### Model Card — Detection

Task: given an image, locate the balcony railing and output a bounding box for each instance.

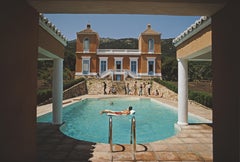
[100,69,141,80]
[97,49,140,55]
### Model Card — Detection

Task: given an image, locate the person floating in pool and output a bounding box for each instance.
[100,106,135,115]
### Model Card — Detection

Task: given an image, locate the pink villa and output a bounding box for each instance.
[75,24,162,80]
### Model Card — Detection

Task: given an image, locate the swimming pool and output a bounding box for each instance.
[37,97,209,144]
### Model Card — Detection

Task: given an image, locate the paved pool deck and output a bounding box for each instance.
[37,95,213,162]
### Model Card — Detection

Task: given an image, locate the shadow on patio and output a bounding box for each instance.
[37,123,96,162]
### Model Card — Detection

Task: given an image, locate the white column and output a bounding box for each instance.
[177,58,188,125]
[52,58,63,124]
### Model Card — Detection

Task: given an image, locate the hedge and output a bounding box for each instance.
[37,77,85,105]
[37,89,52,105]
[153,78,212,108]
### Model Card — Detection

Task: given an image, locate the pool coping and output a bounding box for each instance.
[37,94,212,122]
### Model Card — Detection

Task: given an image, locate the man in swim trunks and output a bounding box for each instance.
[100,106,133,115]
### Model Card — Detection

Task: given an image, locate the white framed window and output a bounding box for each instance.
[147,57,155,75]
[83,38,89,53]
[129,57,138,74]
[82,56,91,75]
[114,57,123,71]
[148,38,154,53]
[99,57,108,74]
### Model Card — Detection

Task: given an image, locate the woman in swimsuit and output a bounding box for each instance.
[100,106,133,115]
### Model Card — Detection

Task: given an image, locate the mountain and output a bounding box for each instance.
[99,38,138,49]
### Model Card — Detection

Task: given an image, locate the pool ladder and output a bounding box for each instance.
[108,116,136,152]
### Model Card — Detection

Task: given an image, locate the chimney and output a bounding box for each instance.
[87,24,91,29]
[147,24,151,29]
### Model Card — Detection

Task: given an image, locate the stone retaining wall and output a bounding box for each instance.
[151,81,178,101]
[63,81,87,100]
[41,79,178,105]
[85,78,178,102]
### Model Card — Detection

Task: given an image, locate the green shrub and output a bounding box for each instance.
[37,77,85,105]
[37,89,52,105]
[153,78,178,93]
[63,77,85,90]
[153,78,212,108]
[188,91,212,108]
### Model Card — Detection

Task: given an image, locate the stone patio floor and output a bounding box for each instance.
[37,95,213,162]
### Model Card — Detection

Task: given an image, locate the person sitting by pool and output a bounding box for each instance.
[100,106,135,115]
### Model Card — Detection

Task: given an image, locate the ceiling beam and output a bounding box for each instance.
[28,0,226,16]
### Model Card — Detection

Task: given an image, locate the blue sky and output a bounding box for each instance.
[44,14,201,41]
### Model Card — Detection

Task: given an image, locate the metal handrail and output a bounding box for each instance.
[109,115,136,152]
[108,116,113,152]
[130,116,136,152]
[100,69,112,78]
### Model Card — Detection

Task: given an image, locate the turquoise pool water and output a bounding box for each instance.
[37,97,208,144]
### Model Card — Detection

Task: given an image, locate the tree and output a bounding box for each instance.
[161,56,178,81]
